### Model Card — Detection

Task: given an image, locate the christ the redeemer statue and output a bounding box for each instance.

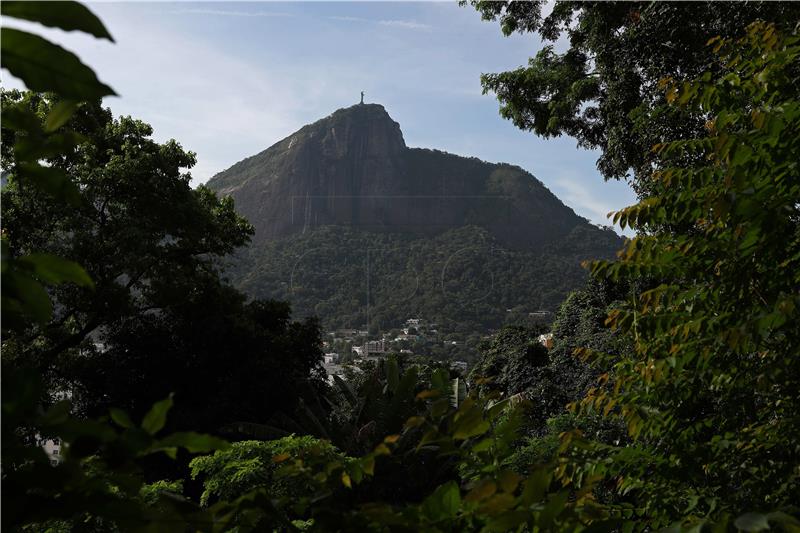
[360,91,364,104]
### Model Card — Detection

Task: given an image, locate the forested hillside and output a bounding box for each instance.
[208,103,622,332]
[225,223,619,334]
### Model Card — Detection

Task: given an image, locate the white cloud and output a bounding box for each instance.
[378,19,431,30]
[552,173,633,233]
[328,15,368,23]
[166,8,293,18]
[2,5,369,185]
[328,15,431,30]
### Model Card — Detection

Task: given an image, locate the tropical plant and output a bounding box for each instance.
[1,0,115,331]
[197,386,592,531]
[3,373,227,531]
[566,22,800,529]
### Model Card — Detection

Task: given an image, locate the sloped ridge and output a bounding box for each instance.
[206,103,620,250]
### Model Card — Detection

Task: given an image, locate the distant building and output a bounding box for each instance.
[323,363,346,385]
[323,353,339,364]
[450,360,468,373]
[363,339,386,354]
[538,333,554,349]
[529,311,552,319]
[405,318,423,327]
[40,437,63,467]
[352,346,365,356]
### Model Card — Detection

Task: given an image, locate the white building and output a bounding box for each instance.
[323,363,346,385]
[538,333,554,349]
[450,360,468,373]
[41,437,63,466]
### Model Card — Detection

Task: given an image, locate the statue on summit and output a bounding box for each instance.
[360,91,364,104]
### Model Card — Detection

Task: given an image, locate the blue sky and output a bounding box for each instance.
[3,1,637,231]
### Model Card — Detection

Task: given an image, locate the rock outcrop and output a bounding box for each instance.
[206,103,615,251]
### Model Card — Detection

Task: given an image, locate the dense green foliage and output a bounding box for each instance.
[188,380,588,531]
[1,4,326,530]
[1,92,327,440]
[196,20,800,532]
[572,23,800,527]
[228,224,616,342]
[190,436,343,507]
[1,6,219,530]
[465,0,800,194]
[4,2,799,531]
[469,325,549,396]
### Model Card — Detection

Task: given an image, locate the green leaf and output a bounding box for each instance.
[1,105,45,135]
[332,374,357,407]
[15,130,87,161]
[421,481,461,522]
[452,408,491,440]
[765,512,800,528]
[109,408,134,429]
[520,468,552,504]
[19,253,94,288]
[2,270,52,324]
[16,162,80,204]
[431,368,450,392]
[485,510,530,531]
[734,513,771,532]
[154,432,229,454]
[44,100,80,132]
[141,394,174,435]
[538,491,568,529]
[1,1,114,41]
[1,28,116,100]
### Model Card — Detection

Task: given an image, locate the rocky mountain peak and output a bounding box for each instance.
[306,103,406,159]
[206,104,621,251]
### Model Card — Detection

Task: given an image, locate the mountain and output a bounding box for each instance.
[207,103,623,342]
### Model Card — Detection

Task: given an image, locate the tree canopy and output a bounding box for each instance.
[575,22,800,526]
[465,1,800,194]
[2,92,329,438]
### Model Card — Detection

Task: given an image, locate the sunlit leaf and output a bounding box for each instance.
[18,253,93,288]
[44,100,80,132]
[1,1,114,41]
[109,408,134,429]
[1,28,116,99]
[141,394,174,435]
[421,481,461,521]
[16,162,80,204]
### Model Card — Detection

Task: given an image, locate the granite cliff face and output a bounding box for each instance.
[206,103,614,251]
